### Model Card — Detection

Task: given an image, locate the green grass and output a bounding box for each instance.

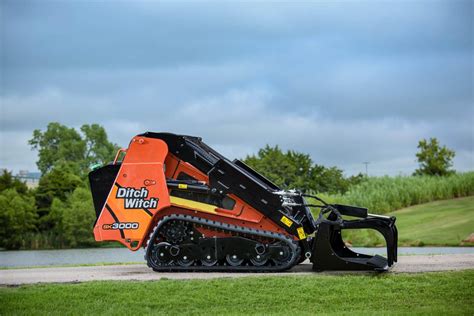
[342,196,474,247]
[393,196,474,246]
[1,271,473,315]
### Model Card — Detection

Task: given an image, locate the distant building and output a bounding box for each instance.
[14,170,41,189]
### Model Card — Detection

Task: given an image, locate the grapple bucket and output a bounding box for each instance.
[311,204,398,271]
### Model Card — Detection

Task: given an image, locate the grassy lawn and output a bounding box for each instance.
[1,270,473,315]
[343,196,474,247]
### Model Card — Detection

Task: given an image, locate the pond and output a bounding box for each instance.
[1,247,473,268]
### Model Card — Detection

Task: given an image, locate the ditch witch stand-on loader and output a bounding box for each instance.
[89,133,398,272]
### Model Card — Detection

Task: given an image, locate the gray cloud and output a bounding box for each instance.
[1,0,472,175]
[3,1,471,70]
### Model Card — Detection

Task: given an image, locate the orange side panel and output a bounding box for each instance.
[164,154,180,178]
[95,136,295,250]
[93,136,171,250]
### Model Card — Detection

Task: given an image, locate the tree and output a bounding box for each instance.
[29,122,119,176]
[347,173,365,187]
[51,187,96,247]
[0,189,37,249]
[310,165,350,194]
[0,170,28,195]
[81,124,119,167]
[34,163,83,230]
[244,145,350,193]
[29,122,86,175]
[414,138,455,176]
[244,145,314,190]
[30,123,118,231]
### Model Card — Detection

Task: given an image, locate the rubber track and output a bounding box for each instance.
[145,214,301,272]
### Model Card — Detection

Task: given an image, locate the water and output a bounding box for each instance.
[1,247,473,268]
[0,248,145,268]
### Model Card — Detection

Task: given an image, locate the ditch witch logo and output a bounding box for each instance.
[116,187,159,209]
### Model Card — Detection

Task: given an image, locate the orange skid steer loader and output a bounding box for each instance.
[89,133,397,272]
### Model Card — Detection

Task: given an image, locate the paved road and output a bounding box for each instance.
[1,254,473,285]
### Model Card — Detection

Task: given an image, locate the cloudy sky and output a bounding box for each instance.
[1,0,473,176]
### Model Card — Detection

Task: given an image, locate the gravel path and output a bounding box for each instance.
[1,254,473,285]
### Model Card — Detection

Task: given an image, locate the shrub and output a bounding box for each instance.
[50,187,96,248]
[0,189,37,249]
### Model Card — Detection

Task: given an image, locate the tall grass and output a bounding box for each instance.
[18,232,65,250]
[9,232,116,250]
[317,172,474,214]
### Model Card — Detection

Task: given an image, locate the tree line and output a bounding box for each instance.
[1,123,118,249]
[0,122,457,250]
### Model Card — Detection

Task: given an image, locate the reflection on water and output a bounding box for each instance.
[0,247,473,268]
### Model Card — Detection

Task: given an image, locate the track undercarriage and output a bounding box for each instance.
[146,214,301,272]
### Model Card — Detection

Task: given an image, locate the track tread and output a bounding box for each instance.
[145,214,301,272]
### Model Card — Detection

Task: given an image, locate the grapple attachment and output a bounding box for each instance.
[310,204,398,271]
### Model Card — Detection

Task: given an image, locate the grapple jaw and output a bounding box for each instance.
[310,204,398,271]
